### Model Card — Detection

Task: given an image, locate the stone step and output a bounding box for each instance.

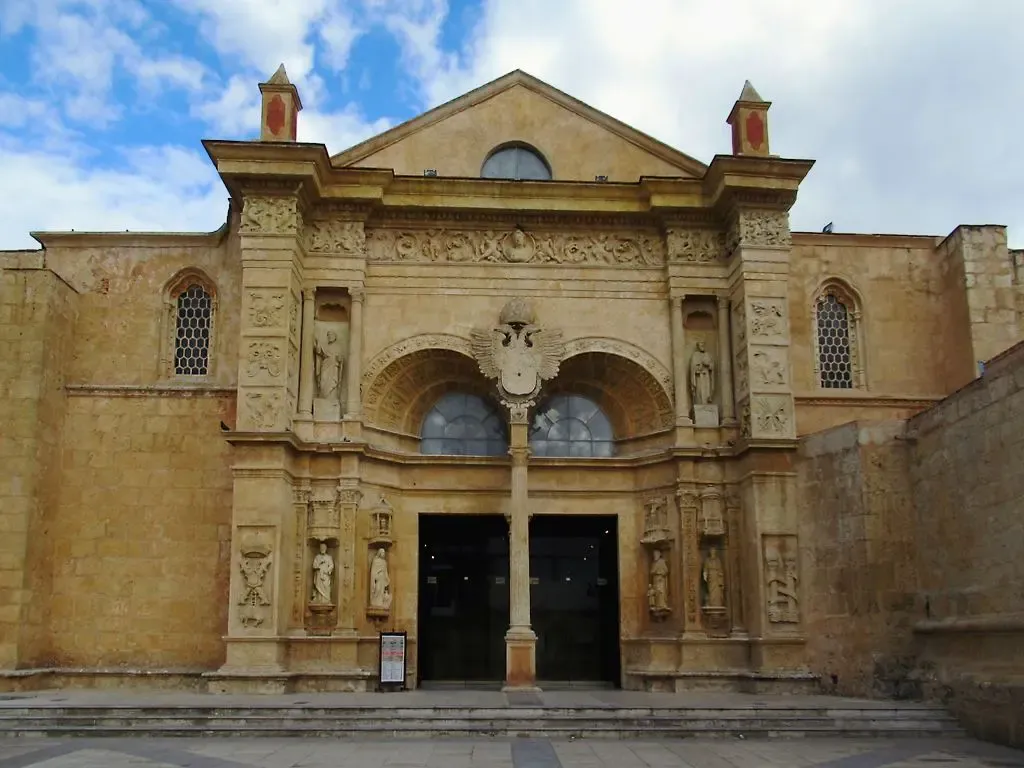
[0,704,965,739]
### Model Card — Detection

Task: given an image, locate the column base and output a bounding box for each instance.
[504,626,538,690]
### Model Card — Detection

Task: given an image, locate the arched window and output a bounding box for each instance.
[162,269,217,379]
[530,394,614,457]
[813,281,865,390]
[481,143,552,181]
[420,393,508,456]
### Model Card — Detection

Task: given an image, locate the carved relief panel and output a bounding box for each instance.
[365,227,666,266]
[240,196,302,236]
[666,228,724,263]
[235,527,275,631]
[304,219,367,255]
[725,210,792,258]
[763,534,800,626]
[676,485,700,631]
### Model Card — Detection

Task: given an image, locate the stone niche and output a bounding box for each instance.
[683,301,719,427]
[312,290,351,422]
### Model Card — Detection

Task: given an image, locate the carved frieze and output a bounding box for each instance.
[305,220,367,254]
[246,291,286,328]
[763,534,800,624]
[365,228,665,266]
[246,341,284,378]
[240,196,301,235]
[666,228,724,263]
[726,210,792,256]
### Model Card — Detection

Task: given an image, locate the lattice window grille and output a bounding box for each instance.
[174,284,213,376]
[815,292,854,389]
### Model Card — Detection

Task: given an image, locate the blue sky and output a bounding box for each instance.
[1,0,1022,249]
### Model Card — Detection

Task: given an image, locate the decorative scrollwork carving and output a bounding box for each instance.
[240,196,300,235]
[305,220,367,254]
[666,228,725,263]
[365,228,665,266]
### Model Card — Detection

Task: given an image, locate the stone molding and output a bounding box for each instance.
[362,334,475,390]
[64,384,235,397]
[562,336,673,406]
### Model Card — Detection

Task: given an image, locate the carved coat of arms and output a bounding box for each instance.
[471,298,563,403]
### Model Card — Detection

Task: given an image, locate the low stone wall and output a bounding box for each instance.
[906,339,1024,747]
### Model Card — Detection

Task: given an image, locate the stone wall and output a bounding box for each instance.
[907,341,1024,746]
[798,421,920,699]
[47,392,234,668]
[0,257,78,667]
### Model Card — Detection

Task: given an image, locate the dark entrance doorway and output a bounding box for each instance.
[530,515,620,686]
[417,515,509,685]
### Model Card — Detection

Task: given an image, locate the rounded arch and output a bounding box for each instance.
[164,266,218,302]
[811,276,866,390]
[481,141,553,181]
[547,340,675,437]
[363,337,496,434]
[161,267,218,378]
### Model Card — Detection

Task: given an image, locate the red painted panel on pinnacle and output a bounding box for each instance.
[745,111,765,150]
[267,95,286,136]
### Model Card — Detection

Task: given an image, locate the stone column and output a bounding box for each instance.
[344,288,364,419]
[297,290,316,417]
[717,296,735,422]
[670,297,692,424]
[505,403,538,690]
[335,482,361,636]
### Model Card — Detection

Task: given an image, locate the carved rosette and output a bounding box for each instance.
[366,228,665,266]
[246,290,286,328]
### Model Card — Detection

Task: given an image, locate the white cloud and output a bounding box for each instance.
[0,142,227,249]
[2,0,209,126]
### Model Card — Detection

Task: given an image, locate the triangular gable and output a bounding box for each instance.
[331,70,707,181]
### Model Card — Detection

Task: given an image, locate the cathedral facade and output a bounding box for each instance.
[1,69,1021,699]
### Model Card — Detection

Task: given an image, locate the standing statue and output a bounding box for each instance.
[313,327,343,401]
[689,340,715,405]
[369,548,393,610]
[647,550,670,614]
[702,547,725,608]
[311,542,334,605]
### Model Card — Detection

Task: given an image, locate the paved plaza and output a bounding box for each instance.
[0,737,1021,768]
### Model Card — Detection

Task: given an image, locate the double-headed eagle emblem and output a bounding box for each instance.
[470,298,563,403]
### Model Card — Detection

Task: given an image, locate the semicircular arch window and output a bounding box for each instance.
[420,393,509,456]
[481,144,552,180]
[529,394,614,457]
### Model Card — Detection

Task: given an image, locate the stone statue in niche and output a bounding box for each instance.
[647,549,671,618]
[314,326,343,401]
[702,547,725,609]
[310,542,334,605]
[368,547,393,612]
[765,537,800,624]
[689,341,719,427]
[689,341,715,404]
